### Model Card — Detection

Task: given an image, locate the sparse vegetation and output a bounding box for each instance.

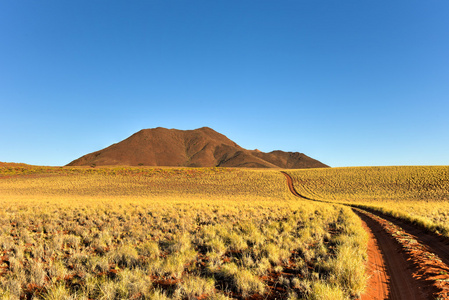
[286,166,449,236]
[0,165,367,299]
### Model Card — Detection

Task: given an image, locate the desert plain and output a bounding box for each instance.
[1,128,449,300]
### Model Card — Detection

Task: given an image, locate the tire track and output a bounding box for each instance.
[359,207,449,268]
[354,209,427,299]
[358,217,390,300]
[281,171,449,299]
[280,171,313,200]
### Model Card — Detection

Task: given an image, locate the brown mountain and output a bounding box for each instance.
[67,127,329,168]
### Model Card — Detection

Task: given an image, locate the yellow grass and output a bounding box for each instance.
[0,165,367,299]
[286,166,449,236]
[0,166,290,205]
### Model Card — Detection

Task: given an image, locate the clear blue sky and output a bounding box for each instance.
[1,1,448,167]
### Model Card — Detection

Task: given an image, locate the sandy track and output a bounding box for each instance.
[362,208,449,268]
[354,210,428,299]
[281,171,449,299]
[358,217,390,300]
[280,171,313,200]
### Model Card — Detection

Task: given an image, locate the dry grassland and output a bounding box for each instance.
[0,166,367,300]
[286,166,449,237]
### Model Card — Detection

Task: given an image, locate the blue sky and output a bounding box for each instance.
[1,1,448,167]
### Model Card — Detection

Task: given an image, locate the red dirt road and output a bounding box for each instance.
[358,217,390,300]
[355,209,449,299]
[354,210,427,299]
[282,171,449,299]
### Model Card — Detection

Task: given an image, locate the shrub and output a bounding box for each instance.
[87,256,109,274]
[43,283,74,300]
[324,242,367,297]
[28,261,46,286]
[48,260,68,282]
[206,237,227,256]
[233,268,265,298]
[109,244,139,268]
[115,268,152,298]
[149,288,170,300]
[307,282,345,300]
[138,241,160,259]
[219,263,265,298]
[157,253,186,279]
[175,275,215,299]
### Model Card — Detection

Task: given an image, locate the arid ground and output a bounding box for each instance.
[1,163,448,299]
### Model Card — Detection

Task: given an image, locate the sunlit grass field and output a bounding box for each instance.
[286,166,449,236]
[0,165,367,300]
[0,167,290,207]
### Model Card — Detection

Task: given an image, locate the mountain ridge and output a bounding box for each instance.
[67,127,329,169]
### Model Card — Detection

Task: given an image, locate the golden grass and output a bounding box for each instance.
[0,166,291,206]
[0,165,367,299]
[286,166,449,236]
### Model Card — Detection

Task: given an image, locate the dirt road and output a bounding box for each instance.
[281,172,449,299]
[354,209,427,299]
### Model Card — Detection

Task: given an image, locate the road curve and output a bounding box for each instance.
[280,171,445,299]
[280,171,313,200]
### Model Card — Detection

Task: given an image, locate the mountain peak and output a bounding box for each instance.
[67,127,329,168]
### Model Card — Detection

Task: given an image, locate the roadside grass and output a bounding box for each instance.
[286,166,449,237]
[0,165,367,299]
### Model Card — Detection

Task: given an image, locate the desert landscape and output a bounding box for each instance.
[3,0,447,299]
[1,128,449,299]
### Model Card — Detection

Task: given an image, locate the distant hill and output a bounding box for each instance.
[0,162,34,167]
[67,127,329,169]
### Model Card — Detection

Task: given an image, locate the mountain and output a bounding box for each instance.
[66,127,329,168]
